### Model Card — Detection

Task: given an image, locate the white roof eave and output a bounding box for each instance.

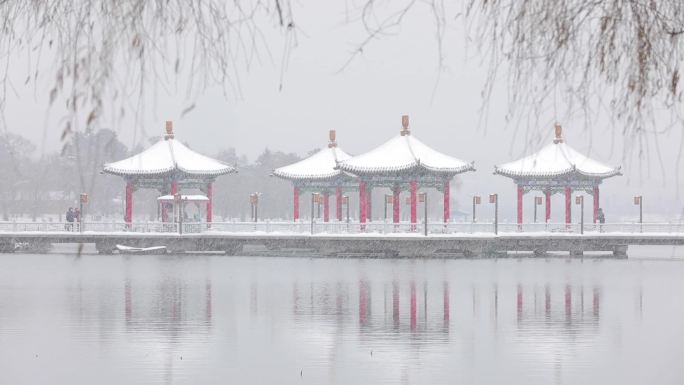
[340,160,476,176]
[494,165,622,179]
[272,169,347,181]
[102,166,176,176]
[176,166,236,176]
[421,161,477,174]
[338,162,419,175]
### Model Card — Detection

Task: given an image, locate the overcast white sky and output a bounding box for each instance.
[4,2,684,221]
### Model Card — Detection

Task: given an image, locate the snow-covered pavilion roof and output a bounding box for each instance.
[338,117,475,175]
[494,125,621,179]
[103,122,235,177]
[273,130,353,181]
[273,147,352,180]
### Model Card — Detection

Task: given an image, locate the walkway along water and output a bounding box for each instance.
[2,221,684,257]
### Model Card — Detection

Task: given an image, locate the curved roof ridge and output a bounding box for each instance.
[168,138,178,169]
[405,135,420,165]
[331,146,342,164]
[557,142,575,168]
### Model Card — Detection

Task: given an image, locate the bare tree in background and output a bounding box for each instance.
[0,0,296,194]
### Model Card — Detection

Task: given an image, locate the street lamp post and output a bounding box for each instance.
[634,195,643,232]
[534,196,542,223]
[575,195,584,234]
[472,196,481,223]
[311,192,319,234]
[249,193,259,223]
[489,194,498,235]
[343,195,350,232]
[175,193,183,235]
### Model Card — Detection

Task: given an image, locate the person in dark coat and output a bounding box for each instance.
[598,208,605,223]
[65,208,74,231]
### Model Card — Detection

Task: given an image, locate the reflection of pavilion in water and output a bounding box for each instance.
[292,279,451,341]
[64,270,214,385]
[290,279,606,338]
[123,273,213,385]
[124,277,213,330]
[515,284,601,325]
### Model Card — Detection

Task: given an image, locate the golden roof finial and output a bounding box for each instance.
[400,115,410,136]
[553,123,563,144]
[328,129,337,148]
[165,120,174,140]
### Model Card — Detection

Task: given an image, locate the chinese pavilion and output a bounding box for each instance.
[338,115,475,226]
[103,121,236,225]
[273,130,355,222]
[494,124,621,225]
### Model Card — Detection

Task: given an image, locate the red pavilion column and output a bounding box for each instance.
[359,181,367,225]
[293,186,300,221]
[517,184,524,226]
[593,186,599,223]
[392,186,400,224]
[206,182,213,226]
[545,190,552,223]
[443,180,450,223]
[410,181,417,230]
[323,191,330,222]
[366,188,372,222]
[335,186,342,221]
[564,186,572,225]
[167,180,182,222]
[125,182,133,226]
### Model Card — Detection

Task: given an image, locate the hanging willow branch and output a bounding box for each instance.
[350,0,684,154]
[0,0,295,144]
[2,0,683,156]
[0,0,295,195]
[468,1,684,143]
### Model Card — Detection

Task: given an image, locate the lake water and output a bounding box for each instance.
[1,250,684,384]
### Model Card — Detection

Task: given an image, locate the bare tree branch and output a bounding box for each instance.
[0,0,296,193]
[343,1,684,160]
